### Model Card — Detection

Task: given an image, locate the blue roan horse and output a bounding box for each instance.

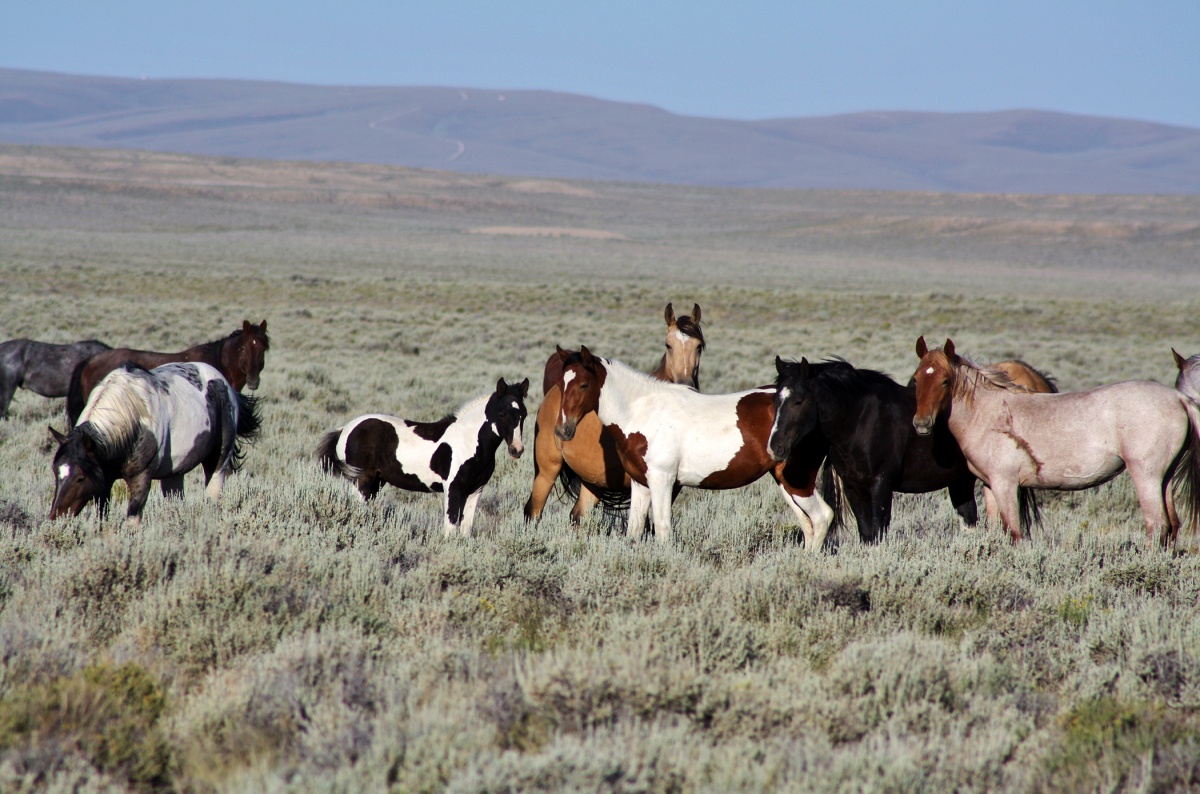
[49,362,261,524]
[0,338,111,419]
[318,378,530,537]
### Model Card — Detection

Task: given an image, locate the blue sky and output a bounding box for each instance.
[4,1,1198,127]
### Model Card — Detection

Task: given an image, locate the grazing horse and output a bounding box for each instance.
[0,338,110,419]
[768,356,984,542]
[67,320,269,425]
[525,303,705,523]
[318,378,530,537]
[1173,349,1200,402]
[553,346,832,549]
[913,337,1200,545]
[49,362,261,525]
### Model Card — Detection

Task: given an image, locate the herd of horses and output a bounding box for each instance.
[4,305,1200,551]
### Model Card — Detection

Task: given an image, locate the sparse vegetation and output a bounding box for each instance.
[1,145,1200,791]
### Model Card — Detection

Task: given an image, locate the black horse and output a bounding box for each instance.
[0,338,110,419]
[768,356,986,542]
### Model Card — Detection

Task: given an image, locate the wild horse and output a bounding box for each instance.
[0,338,110,419]
[67,320,269,425]
[525,303,705,523]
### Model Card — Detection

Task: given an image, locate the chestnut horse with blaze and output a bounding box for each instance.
[525,303,706,523]
[552,346,832,549]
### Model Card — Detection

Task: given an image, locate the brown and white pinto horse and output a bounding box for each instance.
[553,346,832,549]
[913,337,1200,546]
[67,320,270,425]
[525,303,706,523]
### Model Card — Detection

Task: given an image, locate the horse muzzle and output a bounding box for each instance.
[555,420,577,442]
[912,417,934,436]
[508,441,524,459]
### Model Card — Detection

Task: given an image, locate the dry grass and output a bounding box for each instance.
[1,145,1200,791]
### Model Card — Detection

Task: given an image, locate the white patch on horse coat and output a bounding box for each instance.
[58,463,72,482]
[779,387,791,402]
[925,367,935,375]
[672,330,690,345]
[491,422,499,436]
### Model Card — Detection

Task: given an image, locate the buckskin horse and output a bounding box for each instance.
[553,346,832,549]
[66,320,269,425]
[913,337,1200,546]
[525,303,705,524]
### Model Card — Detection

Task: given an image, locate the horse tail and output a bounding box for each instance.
[818,464,846,530]
[316,428,362,482]
[1018,487,1042,537]
[1174,398,1200,536]
[557,463,632,515]
[65,361,88,426]
[228,391,262,472]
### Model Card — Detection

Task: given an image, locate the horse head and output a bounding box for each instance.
[554,345,605,441]
[1174,349,1200,403]
[48,425,113,519]
[768,356,820,461]
[660,302,705,388]
[489,377,530,458]
[912,336,957,436]
[234,320,270,391]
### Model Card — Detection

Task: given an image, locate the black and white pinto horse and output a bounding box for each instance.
[0,338,111,419]
[318,378,530,537]
[49,362,261,524]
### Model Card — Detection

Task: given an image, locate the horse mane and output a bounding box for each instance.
[601,356,692,394]
[77,366,153,458]
[673,315,706,351]
[946,353,1031,407]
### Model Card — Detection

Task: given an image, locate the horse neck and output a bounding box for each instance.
[594,360,649,427]
[453,395,499,449]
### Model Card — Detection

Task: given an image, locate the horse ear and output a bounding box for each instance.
[556,345,571,362]
[519,377,530,397]
[48,426,68,446]
[260,319,267,332]
[664,303,675,326]
[691,304,701,323]
[1173,348,1187,370]
[243,320,252,334]
[79,432,96,456]
[799,357,811,378]
[915,336,928,358]
[775,355,786,375]
[496,377,508,394]
[944,339,957,360]
[580,346,594,366]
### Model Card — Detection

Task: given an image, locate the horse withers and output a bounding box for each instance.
[553,346,832,549]
[914,337,1200,546]
[49,362,261,525]
[525,302,705,524]
[318,378,529,537]
[0,338,110,419]
[67,320,269,425]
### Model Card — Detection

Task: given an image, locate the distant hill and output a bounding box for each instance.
[2,67,1198,194]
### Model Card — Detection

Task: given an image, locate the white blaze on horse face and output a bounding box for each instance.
[779,387,791,403]
[560,370,577,423]
[673,330,690,346]
[58,463,72,483]
[925,367,935,375]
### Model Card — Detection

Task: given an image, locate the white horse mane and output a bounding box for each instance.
[79,368,153,450]
[453,393,491,423]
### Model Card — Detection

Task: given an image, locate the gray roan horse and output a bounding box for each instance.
[49,362,261,525]
[0,338,110,419]
[1173,349,1200,403]
[913,337,1200,546]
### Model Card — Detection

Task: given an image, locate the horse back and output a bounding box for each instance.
[541,353,564,396]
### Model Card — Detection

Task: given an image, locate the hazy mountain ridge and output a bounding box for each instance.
[2,67,1198,193]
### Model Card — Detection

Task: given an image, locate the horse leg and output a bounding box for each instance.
[1166,484,1182,545]
[627,481,651,541]
[989,479,1024,542]
[0,372,16,420]
[948,478,979,527]
[125,471,154,527]
[444,483,470,538]
[842,481,878,543]
[981,484,999,525]
[357,474,383,501]
[160,474,185,499]
[523,403,562,521]
[776,482,834,553]
[569,484,600,525]
[1128,464,1172,546]
[868,480,895,539]
[459,491,482,538]
[647,472,675,544]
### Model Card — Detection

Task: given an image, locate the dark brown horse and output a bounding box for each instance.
[525,303,705,523]
[67,320,269,425]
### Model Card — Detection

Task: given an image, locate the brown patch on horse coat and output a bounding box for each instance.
[1000,403,1044,478]
[699,391,777,489]
[606,425,649,487]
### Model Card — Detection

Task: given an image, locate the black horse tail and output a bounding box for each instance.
[818,464,846,531]
[65,361,88,426]
[316,427,361,483]
[228,391,262,472]
[557,463,632,515]
[1017,487,1042,537]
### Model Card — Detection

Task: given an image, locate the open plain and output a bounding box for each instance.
[2,143,1200,791]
